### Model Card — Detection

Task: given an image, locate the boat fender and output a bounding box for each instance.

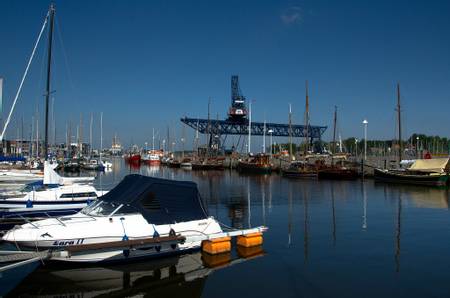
[153,229,161,252]
[122,234,130,257]
[26,199,33,208]
[169,228,176,249]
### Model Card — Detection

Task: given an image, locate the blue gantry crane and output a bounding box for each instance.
[181,75,327,151]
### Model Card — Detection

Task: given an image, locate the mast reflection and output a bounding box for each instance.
[395,192,402,273]
[288,182,293,247]
[303,184,309,264]
[331,182,337,246]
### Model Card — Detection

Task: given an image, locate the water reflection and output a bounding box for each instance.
[362,182,367,230]
[395,192,402,273]
[331,183,337,246]
[80,160,450,297]
[303,183,309,264]
[8,249,265,298]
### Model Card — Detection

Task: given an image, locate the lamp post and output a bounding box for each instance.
[268,129,273,159]
[144,142,148,152]
[355,138,358,158]
[416,136,420,159]
[362,119,368,161]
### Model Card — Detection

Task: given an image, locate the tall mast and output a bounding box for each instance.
[89,113,93,158]
[288,104,292,159]
[248,101,252,154]
[44,3,55,160]
[332,106,337,154]
[100,112,103,162]
[207,97,211,156]
[152,128,155,151]
[397,83,402,163]
[304,81,310,154]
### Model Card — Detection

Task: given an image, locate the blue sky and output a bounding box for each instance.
[1,0,449,150]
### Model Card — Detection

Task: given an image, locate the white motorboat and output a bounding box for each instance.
[0,162,104,232]
[2,174,266,263]
[82,159,105,171]
[100,160,113,169]
[0,169,43,183]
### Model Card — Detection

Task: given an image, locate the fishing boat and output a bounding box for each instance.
[237,154,272,174]
[374,158,450,186]
[142,151,161,165]
[125,153,141,164]
[2,174,267,263]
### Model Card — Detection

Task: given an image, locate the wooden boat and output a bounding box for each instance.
[237,154,272,174]
[191,158,224,170]
[374,158,450,186]
[374,168,449,186]
[282,161,317,178]
[318,166,359,180]
[167,159,181,168]
[180,158,192,169]
[62,160,81,172]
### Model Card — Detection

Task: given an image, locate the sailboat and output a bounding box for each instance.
[0,5,104,233]
[373,84,449,186]
[318,106,358,180]
[282,81,318,178]
[142,128,161,165]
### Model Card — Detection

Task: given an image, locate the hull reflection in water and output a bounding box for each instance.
[8,248,265,297]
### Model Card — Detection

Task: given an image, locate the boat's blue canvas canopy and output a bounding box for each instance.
[0,156,26,162]
[100,174,208,224]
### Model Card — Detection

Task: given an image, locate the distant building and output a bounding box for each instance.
[1,139,33,157]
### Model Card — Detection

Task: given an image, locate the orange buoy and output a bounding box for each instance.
[237,232,263,248]
[202,237,231,254]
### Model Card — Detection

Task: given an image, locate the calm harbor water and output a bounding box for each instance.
[5,157,450,297]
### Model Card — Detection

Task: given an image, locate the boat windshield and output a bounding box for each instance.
[81,201,139,217]
[20,181,51,192]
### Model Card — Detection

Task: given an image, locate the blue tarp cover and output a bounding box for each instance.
[100,174,208,224]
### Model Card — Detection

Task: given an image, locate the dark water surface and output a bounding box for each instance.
[6,158,450,297]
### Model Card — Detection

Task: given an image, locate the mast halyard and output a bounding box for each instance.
[44,3,55,160]
[397,83,402,164]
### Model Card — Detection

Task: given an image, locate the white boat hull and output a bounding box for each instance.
[2,214,222,263]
